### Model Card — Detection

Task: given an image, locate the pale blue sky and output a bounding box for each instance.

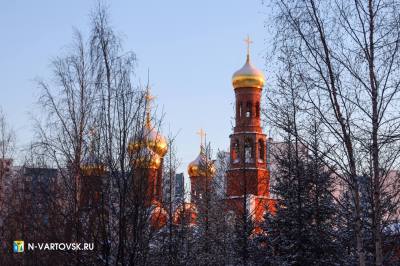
[0,0,272,173]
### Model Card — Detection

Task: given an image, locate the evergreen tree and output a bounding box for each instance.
[260,125,341,265]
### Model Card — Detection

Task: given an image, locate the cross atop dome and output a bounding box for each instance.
[244,35,253,62]
[196,128,206,147]
[232,36,265,89]
[188,128,215,178]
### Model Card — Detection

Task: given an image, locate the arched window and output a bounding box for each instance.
[232,139,240,163]
[244,138,253,163]
[258,139,265,162]
[239,102,243,118]
[246,102,252,118]
[256,102,260,118]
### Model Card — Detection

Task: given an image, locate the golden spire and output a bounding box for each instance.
[244,35,253,63]
[145,85,155,128]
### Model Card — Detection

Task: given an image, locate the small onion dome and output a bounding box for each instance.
[128,126,168,157]
[149,200,168,229]
[132,146,162,169]
[173,202,197,226]
[81,154,106,176]
[187,147,216,177]
[232,55,265,89]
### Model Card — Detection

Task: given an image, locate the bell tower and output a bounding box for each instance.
[226,37,272,223]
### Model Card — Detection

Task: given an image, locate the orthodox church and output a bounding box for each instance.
[77,37,274,229]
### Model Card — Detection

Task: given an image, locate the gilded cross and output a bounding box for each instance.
[196,128,206,147]
[244,35,253,57]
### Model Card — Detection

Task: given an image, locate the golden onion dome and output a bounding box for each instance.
[132,146,162,169]
[128,125,168,157]
[232,39,265,89]
[187,146,216,177]
[128,87,168,167]
[145,127,168,157]
[128,86,168,157]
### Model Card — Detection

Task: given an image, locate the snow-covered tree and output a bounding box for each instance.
[260,128,341,265]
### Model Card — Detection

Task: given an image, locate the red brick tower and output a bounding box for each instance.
[226,37,273,223]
